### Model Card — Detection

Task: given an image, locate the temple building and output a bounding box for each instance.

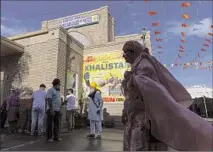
[1,6,152,118]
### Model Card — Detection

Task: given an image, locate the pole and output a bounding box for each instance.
[141,27,147,47]
[203,96,209,118]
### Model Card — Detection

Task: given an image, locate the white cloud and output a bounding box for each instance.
[131,13,137,16]
[1,24,29,36]
[1,17,32,37]
[1,17,5,21]
[166,18,213,38]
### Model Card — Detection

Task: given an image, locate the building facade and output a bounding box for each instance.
[1,6,152,118]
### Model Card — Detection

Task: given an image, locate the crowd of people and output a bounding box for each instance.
[0,77,104,141]
[0,78,78,142]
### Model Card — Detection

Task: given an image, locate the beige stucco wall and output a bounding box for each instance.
[41,6,111,46]
[84,31,152,56]
[114,31,152,54]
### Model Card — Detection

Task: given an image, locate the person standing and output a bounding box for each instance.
[46,78,62,142]
[22,99,32,134]
[121,40,213,151]
[65,88,76,132]
[31,84,46,136]
[87,82,103,139]
[6,88,20,134]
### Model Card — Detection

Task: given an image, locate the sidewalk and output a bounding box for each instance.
[0,128,124,151]
[0,127,74,150]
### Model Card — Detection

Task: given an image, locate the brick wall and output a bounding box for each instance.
[7,29,61,94]
[56,39,67,96]
[41,6,110,46]
[108,13,115,42]
[57,28,84,99]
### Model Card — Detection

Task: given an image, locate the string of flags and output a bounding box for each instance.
[143,0,212,71]
[163,60,213,70]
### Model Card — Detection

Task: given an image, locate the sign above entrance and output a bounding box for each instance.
[60,15,99,29]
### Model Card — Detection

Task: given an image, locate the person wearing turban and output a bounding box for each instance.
[87,82,103,139]
[121,40,213,151]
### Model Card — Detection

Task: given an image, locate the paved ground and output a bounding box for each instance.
[0,128,124,151]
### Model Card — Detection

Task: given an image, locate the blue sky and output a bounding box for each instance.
[1,1,213,88]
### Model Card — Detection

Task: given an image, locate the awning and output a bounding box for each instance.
[1,36,24,57]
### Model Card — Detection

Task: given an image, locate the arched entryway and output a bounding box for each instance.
[68,31,93,47]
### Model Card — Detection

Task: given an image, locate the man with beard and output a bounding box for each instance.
[121,40,213,151]
[46,78,62,142]
[87,82,103,139]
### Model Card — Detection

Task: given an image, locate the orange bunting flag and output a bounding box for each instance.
[182,2,191,8]
[157,46,162,49]
[205,38,211,44]
[203,43,209,47]
[152,22,159,26]
[156,38,163,42]
[181,39,186,43]
[181,32,186,37]
[201,48,207,52]
[154,31,161,35]
[182,23,189,27]
[149,11,157,16]
[178,49,184,52]
[144,0,149,3]
[208,33,213,36]
[180,45,184,50]
[182,14,189,19]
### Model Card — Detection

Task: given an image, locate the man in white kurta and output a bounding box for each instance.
[87,82,103,139]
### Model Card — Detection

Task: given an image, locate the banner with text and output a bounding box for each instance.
[83,51,130,102]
